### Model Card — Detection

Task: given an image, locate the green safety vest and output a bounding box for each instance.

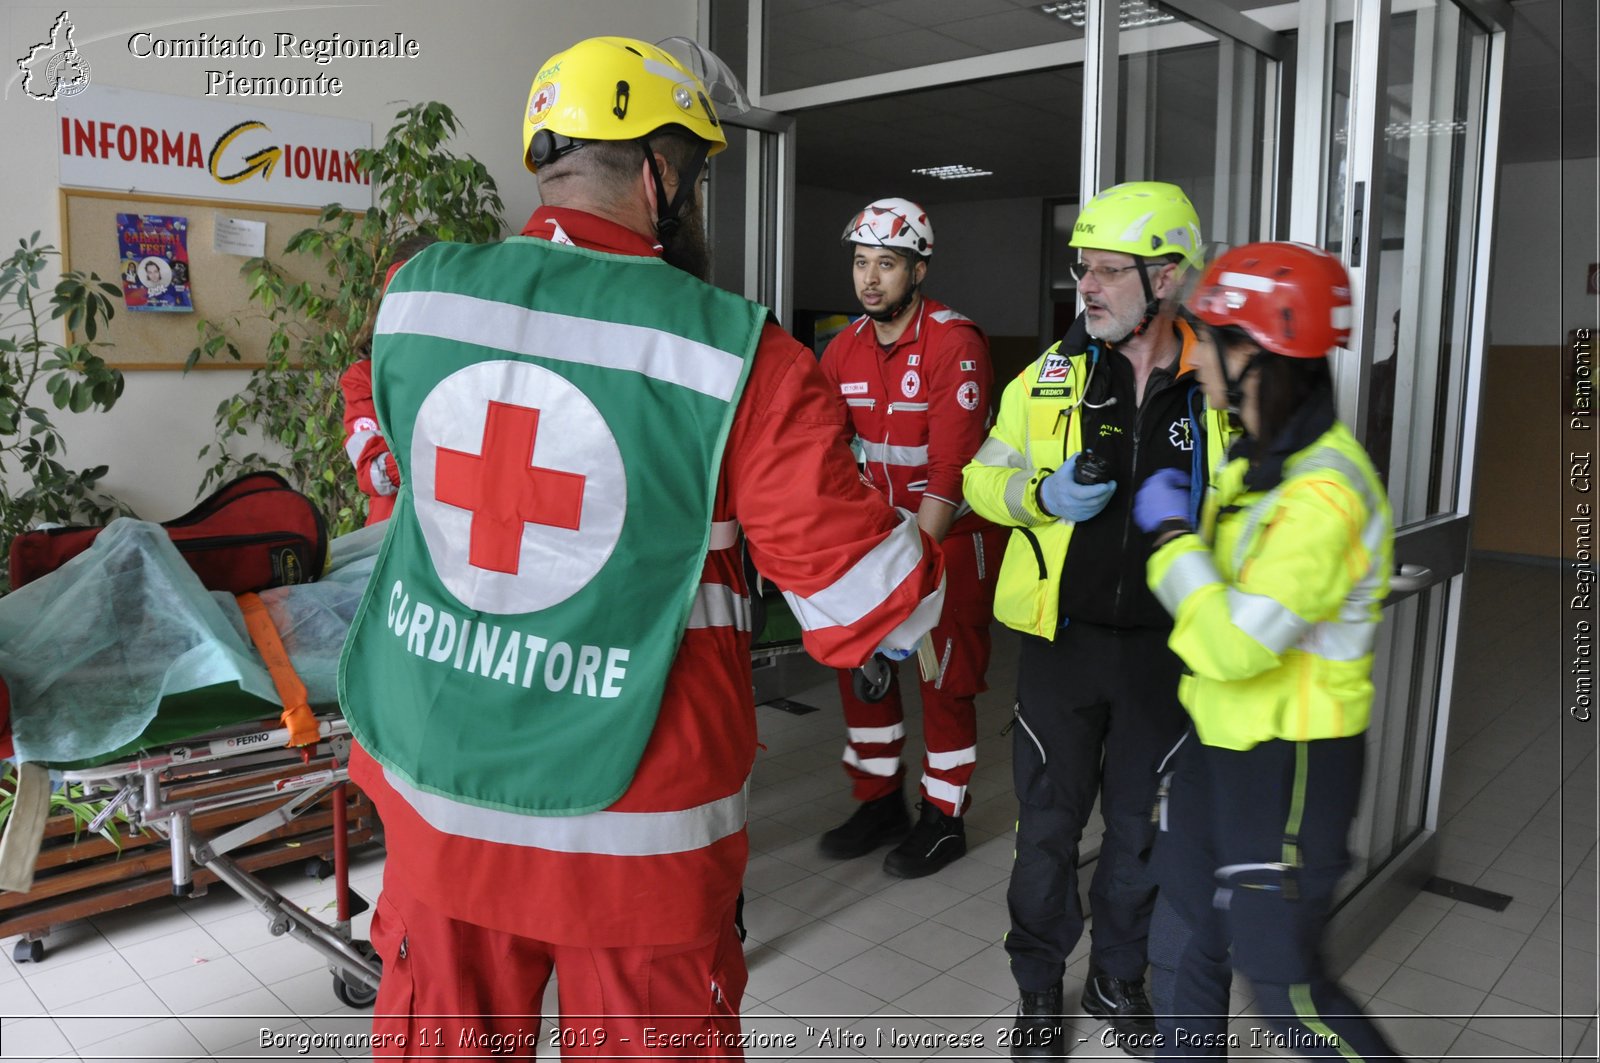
[339,238,765,815]
[962,320,1234,639]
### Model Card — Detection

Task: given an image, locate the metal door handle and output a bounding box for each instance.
[1390,563,1434,593]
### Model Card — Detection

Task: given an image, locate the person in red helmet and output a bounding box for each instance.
[341,36,945,1057]
[816,197,1006,879]
[1133,241,1400,1060]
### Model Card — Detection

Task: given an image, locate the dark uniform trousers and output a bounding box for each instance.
[1006,622,1188,991]
[1147,733,1401,1061]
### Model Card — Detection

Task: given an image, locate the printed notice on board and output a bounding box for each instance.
[214,216,267,257]
[116,213,193,313]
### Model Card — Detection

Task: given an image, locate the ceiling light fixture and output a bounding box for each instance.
[1038,0,1176,31]
[912,164,995,180]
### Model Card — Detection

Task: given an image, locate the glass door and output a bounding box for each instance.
[710,111,796,327]
[1292,0,1507,966]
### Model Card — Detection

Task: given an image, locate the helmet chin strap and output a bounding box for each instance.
[866,282,920,324]
[1221,348,1266,414]
[642,140,711,241]
[1120,254,1162,342]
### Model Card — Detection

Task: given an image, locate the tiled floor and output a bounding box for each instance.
[0,556,1594,1060]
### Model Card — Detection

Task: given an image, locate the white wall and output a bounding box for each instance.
[0,0,696,519]
[1490,157,1600,345]
[794,185,1044,340]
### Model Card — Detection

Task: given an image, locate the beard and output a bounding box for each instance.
[1084,297,1146,343]
[661,202,712,282]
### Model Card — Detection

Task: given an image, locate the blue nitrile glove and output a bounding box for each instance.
[875,645,915,661]
[1133,467,1193,534]
[1039,455,1117,522]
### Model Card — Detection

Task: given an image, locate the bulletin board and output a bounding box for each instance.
[59,188,332,370]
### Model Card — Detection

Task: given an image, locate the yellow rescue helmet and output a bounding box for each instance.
[1069,181,1204,271]
[522,36,746,172]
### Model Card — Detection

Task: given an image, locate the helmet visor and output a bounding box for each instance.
[657,37,751,121]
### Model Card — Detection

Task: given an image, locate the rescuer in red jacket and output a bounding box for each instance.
[816,198,1006,878]
[344,38,947,1058]
[339,233,437,526]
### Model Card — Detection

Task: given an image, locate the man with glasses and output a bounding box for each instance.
[963,182,1232,1058]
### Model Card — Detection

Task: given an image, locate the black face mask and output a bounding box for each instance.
[661,192,711,282]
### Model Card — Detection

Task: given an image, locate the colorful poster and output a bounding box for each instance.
[116,213,192,312]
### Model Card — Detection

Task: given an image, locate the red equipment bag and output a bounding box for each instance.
[7,471,328,594]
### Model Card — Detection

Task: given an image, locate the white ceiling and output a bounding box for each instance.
[760,0,1591,209]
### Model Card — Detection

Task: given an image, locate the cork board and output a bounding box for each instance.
[60,188,329,370]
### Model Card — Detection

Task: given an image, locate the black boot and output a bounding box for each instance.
[818,791,909,858]
[882,799,966,878]
[1081,967,1157,1059]
[1012,983,1067,1059]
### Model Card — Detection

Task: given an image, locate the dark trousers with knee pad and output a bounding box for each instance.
[1005,624,1188,992]
[1148,733,1400,1061]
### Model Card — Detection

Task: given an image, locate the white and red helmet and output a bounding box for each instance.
[841,197,934,259]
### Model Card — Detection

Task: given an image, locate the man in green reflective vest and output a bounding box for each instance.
[340,36,947,1058]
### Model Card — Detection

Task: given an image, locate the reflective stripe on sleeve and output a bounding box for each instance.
[1226,588,1312,655]
[782,512,927,631]
[1153,547,1221,615]
[875,575,946,654]
[1297,619,1378,661]
[376,291,746,402]
[1002,473,1032,523]
[370,455,398,496]
[345,429,376,466]
[973,434,1024,469]
[849,724,906,745]
[383,766,748,856]
[843,748,900,777]
[708,520,740,551]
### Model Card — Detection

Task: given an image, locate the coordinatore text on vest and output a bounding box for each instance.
[385,581,631,698]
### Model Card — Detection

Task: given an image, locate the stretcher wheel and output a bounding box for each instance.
[12,938,43,964]
[333,941,380,1009]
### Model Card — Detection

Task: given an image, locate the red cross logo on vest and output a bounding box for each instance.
[413,361,626,615]
[435,402,585,575]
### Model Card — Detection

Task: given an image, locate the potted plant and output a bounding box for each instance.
[0,235,128,593]
[187,101,504,535]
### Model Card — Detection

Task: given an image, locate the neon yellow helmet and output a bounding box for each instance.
[522,36,746,172]
[1069,181,1204,271]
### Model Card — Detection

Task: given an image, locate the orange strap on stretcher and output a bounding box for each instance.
[237,592,322,748]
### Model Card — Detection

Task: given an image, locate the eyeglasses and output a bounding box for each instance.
[1069,261,1157,283]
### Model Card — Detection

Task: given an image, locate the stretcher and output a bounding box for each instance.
[0,519,384,1006]
[26,711,384,1005]
[0,518,817,1006]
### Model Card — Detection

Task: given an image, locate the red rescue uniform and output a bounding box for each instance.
[819,300,1004,815]
[352,206,946,1056]
[339,359,399,525]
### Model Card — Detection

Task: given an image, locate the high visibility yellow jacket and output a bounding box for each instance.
[1148,421,1394,750]
[962,320,1232,639]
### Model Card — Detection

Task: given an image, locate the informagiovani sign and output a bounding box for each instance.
[58,86,372,209]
